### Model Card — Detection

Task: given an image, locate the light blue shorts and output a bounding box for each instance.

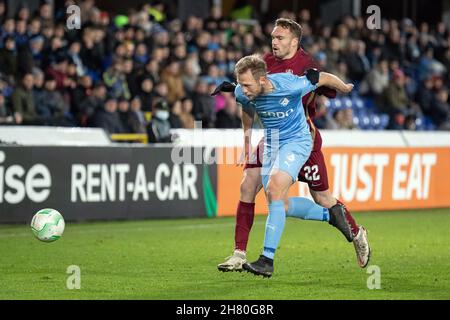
[261,137,312,191]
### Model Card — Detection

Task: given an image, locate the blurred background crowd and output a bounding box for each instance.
[0,0,448,143]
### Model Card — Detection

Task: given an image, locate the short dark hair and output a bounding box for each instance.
[275,18,303,43]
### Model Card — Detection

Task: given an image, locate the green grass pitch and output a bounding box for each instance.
[1,209,449,300]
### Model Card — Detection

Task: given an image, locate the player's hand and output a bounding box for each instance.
[211,81,237,96]
[339,83,354,94]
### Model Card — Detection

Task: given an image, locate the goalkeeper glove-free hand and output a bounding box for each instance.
[210,81,237,96]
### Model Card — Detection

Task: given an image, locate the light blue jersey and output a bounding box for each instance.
[235,73,317,146]
[235,73,317,187]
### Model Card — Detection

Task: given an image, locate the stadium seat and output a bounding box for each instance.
[423,116,436,131]
[353,116,360,128]
[380,114,390,129]
[352,97,365,110]
[341,97,353,109]
[371,114,381,130]
[333,99,342,109]
[415,117,425,130]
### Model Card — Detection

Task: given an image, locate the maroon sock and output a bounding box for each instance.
[336,199,359,237]
[235,201,255,251]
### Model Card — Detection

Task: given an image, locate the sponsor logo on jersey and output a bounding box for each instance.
[279,98,290,106]
[259,108,294,119]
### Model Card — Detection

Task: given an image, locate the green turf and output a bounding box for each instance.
[1,209,450,300]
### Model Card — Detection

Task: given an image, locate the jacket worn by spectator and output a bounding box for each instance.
[12,84,39,124]
[91,97,126,134]
[148,100,172,143]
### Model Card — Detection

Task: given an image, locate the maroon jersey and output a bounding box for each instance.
[263,49,336,151]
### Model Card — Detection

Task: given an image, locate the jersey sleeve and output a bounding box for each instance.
[292,74,319,98]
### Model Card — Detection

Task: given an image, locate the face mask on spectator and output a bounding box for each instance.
[155,110,169,120]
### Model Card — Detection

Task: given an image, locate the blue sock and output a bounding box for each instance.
[287,197,329,222]
[262,200,286,260]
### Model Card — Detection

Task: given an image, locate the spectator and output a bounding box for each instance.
[142,59,161,84]
[169,100,184,129]
[404,114,417,131]
[28,35,45,69]
[153,81,169,100]
[12,73,41,125]
[215,93,241,128]
[129,96,147,133]
[38,1,53,26]
[0,1,448,132]
[160,59,185,104]
[192,79,215,128]
[182,56,201,94]
[0,1,6,26]
[122,58,139,97]
[36,74,71,126]
[138,77,154,112]
[91,96,126,134]
[332,107,356,130]
[361,58,389,99]
[147,99,173,143]
[117,97,133,133]
[134,42,149,69]
[46,53,70,91]
[71,75,93,122]
[82,83,107,126]
[430,88,450,130]
[179,97,195,129]
[0,93,14,124]
[343,40,370,82]
[416,76,435,117]
[312,96,337,129]
[381,69,412,129]
[0,36,18,78]
[67,41,87,77]
[103,60,131,100]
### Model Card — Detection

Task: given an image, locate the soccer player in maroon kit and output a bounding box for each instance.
[216,18,370,273]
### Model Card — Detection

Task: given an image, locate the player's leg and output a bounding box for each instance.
[217,167,263,272]
[286,151,352,238]
[235,167,263,250]
[299,150,371,267]
[309,188,370,267]
[218,140,264,272]
[243,168,292,277]
[244,140,311,277]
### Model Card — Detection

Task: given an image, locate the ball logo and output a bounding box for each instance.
[0,151,52,204]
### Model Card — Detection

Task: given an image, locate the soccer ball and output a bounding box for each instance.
[30,208,65,242]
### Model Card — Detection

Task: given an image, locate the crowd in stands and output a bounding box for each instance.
[0,0,449,143]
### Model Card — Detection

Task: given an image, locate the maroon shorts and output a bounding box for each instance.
[244,138,329,192]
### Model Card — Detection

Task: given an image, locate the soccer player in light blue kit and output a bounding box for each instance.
[234,55,354,277]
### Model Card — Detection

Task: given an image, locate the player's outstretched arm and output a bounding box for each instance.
[317,71,354,94]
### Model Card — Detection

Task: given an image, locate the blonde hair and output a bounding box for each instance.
[234,54,267,80]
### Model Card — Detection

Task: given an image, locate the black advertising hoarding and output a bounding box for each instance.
[0,145,217,223]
